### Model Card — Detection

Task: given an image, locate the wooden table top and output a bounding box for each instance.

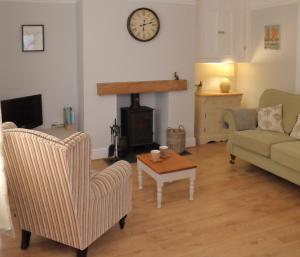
[137,151,197,174]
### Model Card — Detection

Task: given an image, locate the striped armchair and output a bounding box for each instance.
[2,123,132,257]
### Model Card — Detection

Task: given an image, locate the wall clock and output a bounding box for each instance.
[127,8,160,42]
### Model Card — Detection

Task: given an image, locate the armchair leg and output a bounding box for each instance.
[21,230,31,250]
[77,248,88,257]
[230,154,236,165]
[119,215,127,230]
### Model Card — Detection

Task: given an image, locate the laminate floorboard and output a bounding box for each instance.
[1,143,300,257]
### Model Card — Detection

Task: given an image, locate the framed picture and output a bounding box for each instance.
[22,25,45,52]
[264,25,280,50]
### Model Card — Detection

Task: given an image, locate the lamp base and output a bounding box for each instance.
[220,78,231,93]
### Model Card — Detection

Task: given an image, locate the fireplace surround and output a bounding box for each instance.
[97,79,190,154]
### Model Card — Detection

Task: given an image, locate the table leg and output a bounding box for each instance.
[189,175,195,201]
[137,161,143,190]
[157,181,163,208]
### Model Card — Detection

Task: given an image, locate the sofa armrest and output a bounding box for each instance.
[90,160,132,200]
[222,108,257,132]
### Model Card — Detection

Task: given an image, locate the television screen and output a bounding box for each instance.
[1,94,43,129]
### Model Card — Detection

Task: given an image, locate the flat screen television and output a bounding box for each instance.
[1,94,43,129]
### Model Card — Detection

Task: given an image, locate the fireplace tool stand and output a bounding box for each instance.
[108,119,120,161]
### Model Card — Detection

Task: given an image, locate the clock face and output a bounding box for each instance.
[127,8,160,42]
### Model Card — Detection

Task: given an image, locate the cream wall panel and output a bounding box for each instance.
[236,3,297,107]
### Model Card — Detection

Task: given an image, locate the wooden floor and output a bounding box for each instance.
[2,143,300,257]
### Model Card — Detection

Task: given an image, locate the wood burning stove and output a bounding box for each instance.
[121,94,154,148]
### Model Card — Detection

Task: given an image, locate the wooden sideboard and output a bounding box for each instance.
[195,92,243,145]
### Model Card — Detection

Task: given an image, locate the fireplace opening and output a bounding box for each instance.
[121,94,154,148]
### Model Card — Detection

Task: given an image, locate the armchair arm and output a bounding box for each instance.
[90,160,132,200]
[2,122,17,130]
[85,161,132,246]
[222,108,257,132]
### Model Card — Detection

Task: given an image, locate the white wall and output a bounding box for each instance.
[77,0,84,131]
[0,6,6,93]
[0,2,78,128]
[195,63,237,92]
[236,3,298,107]
[296,2,300,94]
[248,0,299,10]
[81,0,196,158]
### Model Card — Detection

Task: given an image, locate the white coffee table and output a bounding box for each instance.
[137,151,197,208]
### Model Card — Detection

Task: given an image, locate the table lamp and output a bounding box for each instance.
[217,63,235,93]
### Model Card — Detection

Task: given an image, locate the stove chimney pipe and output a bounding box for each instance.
[130,94,140,109]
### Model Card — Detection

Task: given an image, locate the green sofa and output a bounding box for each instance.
[223,89,300,185]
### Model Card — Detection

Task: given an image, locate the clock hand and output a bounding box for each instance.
[139,21,147,27]
[139,21,147,31]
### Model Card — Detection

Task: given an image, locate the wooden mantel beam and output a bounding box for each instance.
[97,80,187,95]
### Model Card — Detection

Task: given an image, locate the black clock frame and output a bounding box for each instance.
[127,7,160,42]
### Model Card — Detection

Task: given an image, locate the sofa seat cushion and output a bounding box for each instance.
[271,141,300,173]
[230,130,297,157]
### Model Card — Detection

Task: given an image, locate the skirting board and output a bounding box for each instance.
[92,147,108,160]
[158,133,196,147]
[91,137,196,160]
[186,137,196,148]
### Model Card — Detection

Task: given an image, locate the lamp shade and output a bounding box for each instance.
[216,63,235,78]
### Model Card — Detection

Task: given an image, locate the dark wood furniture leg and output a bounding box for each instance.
[21,230,31,250]
[230,154,236,164]
[77,248,88,257]
[119,215,127,229]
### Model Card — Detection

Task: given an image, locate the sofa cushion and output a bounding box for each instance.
[257,104,284,133]
[290,114,300,139]
[230,130,297,157]
[259,89,300,134]
[271,141,300,173]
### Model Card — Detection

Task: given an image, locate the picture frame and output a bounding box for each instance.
[22,25,45,52]
[264,24,280,50]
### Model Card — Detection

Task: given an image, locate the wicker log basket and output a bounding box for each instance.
[167,125,186,154]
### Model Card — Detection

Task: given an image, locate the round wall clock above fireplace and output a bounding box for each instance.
[127,8,160,42]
